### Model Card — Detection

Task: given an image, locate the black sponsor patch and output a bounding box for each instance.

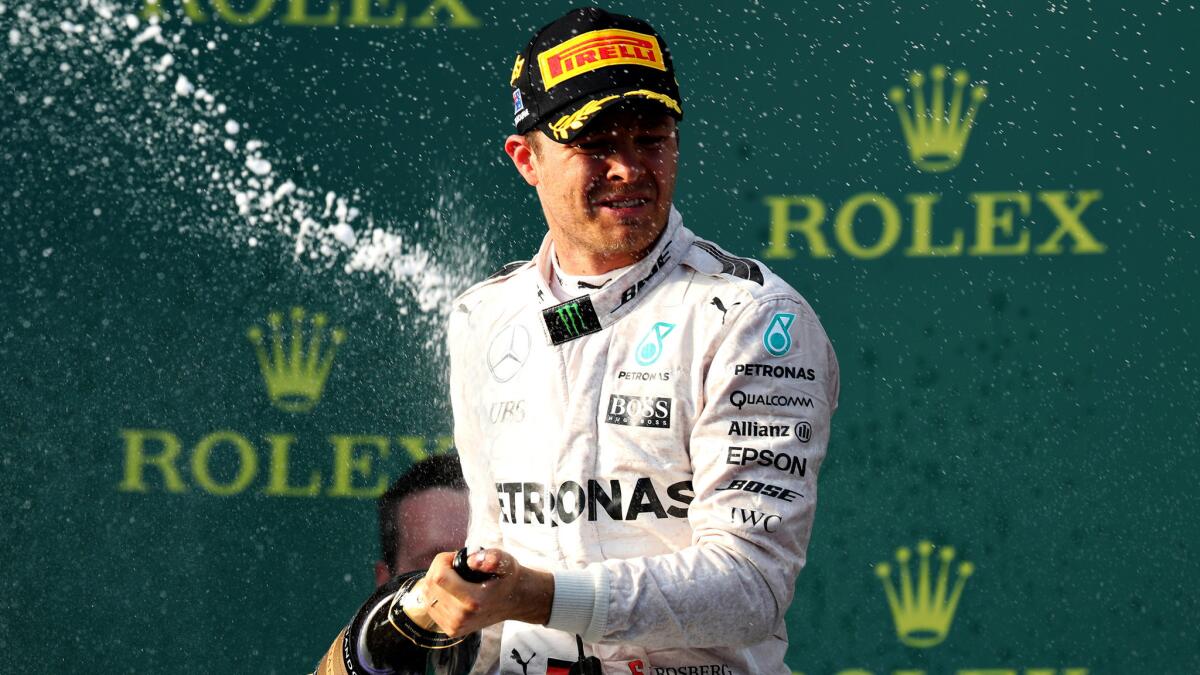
[543,295,602,345]
[605,394,672,428]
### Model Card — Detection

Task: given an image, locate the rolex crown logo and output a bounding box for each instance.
[887,65,988,173]
[875,540,974,648]
[246,307,346,413]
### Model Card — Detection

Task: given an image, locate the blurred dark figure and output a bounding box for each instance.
[375,454,469,587]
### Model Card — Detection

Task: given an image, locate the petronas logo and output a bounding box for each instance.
[762,312,795,357]
[246,307,346,413]
[887,64,988,173]
[875,540,975,648]
[635,322,675,366]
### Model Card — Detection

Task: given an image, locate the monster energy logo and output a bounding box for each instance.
[557,302,585,336]
[543,296,602,345]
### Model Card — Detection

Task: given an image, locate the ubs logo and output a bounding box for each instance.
[487,324,530,382]
[489,400,525,424]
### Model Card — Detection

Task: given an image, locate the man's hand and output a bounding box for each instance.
[420,548,554,638]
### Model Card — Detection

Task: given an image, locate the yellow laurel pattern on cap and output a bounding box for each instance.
[547,90,681,141]
[510,54,525,86]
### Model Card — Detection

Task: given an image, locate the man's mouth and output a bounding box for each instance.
[593,195,654,211]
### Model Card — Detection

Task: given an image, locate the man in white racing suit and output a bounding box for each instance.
[417,8,839,675]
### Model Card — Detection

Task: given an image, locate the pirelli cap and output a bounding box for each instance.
[509,7,684,143]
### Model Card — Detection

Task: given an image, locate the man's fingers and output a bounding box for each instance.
[470,547,511,576]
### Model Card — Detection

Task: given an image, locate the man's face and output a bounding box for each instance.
[377,488,469,584]
[511,109,679,265]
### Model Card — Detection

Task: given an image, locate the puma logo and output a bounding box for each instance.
[510,648,535,675]
[711,296,741,324]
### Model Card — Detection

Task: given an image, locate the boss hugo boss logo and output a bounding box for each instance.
[495,478,693,525]
[729,390,814,410]
[489,400,525,424]
[729,507,782,533]
[726,446,808,476]
[734,363,815,380]
[606,394,672,428]
[716,479,802,502]
[487,324,531,382]
[617,370,671,382]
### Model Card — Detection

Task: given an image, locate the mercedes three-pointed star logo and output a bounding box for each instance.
[487,324,530,382]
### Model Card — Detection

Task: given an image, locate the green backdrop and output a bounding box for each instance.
[1,1,1197,673]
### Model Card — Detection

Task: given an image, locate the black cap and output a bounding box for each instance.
[509,7,684,143]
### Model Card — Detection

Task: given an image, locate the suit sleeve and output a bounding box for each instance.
[588,295,839,648]
[447,306,504,675]
[448,306,504,552]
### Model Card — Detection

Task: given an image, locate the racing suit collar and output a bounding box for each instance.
[535,205,693,346]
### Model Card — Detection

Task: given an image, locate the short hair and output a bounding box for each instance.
[377,454,466,571]
[524,129,542,157]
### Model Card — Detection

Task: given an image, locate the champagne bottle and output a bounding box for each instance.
[315,548,493,675]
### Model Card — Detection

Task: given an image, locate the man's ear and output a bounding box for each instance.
[504,134,540,187]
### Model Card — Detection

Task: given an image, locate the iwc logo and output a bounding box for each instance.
[487,324,531,383]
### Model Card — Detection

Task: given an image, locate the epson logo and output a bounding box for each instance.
[726,446,808,476]
[734,363,816,380]
[606,394,672,428]
[495,478,694,525]
[617,370,671,382]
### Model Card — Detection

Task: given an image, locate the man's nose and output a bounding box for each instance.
[605,144,647,183]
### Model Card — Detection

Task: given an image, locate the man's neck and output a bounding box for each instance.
[550,221,670,276]
[552,244,645,276]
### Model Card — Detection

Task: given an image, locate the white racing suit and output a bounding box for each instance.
[448,207,839,675]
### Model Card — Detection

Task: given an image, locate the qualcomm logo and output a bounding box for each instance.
[246,307,346,413]
[875,539,974,648]
[887,64,988,173]
[487,323,530,383]
[635,322,675,366]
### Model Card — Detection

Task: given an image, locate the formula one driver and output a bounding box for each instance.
[416,8,840,675]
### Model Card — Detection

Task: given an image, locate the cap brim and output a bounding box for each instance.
[536,86,683,144]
